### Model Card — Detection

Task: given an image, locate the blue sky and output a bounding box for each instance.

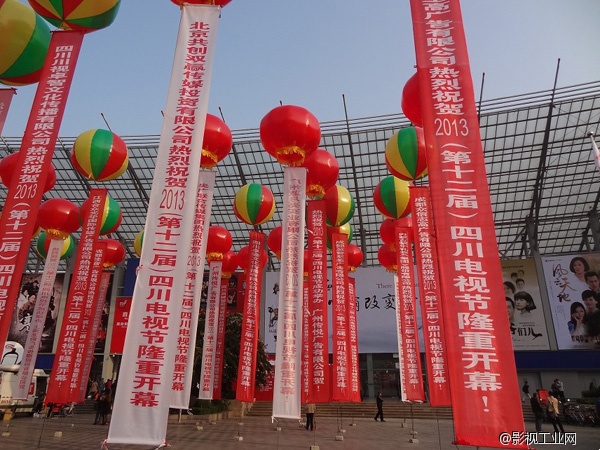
[3,0,600,138]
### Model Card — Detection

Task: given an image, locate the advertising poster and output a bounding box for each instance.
[542,253,600,349]
[7,273,64,353]
[110,297,132,354]
[264,266,417,355]
[501,259,551,350]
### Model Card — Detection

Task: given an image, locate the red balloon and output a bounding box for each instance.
[206,226,233,261]
[379,219,396,246]
[0,152,56,193]
[200,114,233,169]
[37,198,80,239]
[237,245,268,273]
[401,72,423,127]
[260,105,321,166]
[378,243,397,272]
[347,244,363,272]
[221,250,239,278]
[303,149,339,199]
[170,0,232,6]
[102,238,126,268]
[267,226,283,260]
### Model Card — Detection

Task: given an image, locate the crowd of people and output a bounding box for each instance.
[88,377,117,425]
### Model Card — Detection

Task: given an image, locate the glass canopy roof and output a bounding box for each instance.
[1,80,600,274]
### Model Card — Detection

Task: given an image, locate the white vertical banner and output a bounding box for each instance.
[393,274,407,402]
[170,170,215,408]
[107,5,220,447]
[272,167,306,420]
[589,132,600,174]
[13,238,62,400]
[198,260,222,400]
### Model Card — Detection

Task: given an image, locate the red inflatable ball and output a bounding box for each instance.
[0,152,56,193]
[37,198,80,239]
[102,238,126,268]
[267,226,283,260]
[221,250,239,278]
[401,72,423,127]
[237,245,268,274]
[260,105,321,166]
[378,243,397,273]
[303,149,339,199]
[200,114,233,169]
[206,225,233,261]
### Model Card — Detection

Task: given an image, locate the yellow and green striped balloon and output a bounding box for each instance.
[36,232,75,260]
[326,222,353,250]
[234,183,275,226]
[0,0,51,86]
[133,230,144,257]
[385,127,427,181]
[71,129,129,181]
[373,176,411,219]
[28,0,120,32]
[80,195,122,235]
[324,184,355,227]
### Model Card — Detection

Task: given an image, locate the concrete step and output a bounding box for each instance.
[247,401,454,420]
[247,400,537,422]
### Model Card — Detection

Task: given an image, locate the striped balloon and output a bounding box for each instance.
[0,0,50,86]
[373,176,411,219]
[80,195,122,235]
[326,222,353,250]
[324,185,355,227]
[28,0,121,32]
[36,231,74,260]
[133,230,144,257]
[234,183,275,226]
[385,127,427,181]
[71,129,129,181]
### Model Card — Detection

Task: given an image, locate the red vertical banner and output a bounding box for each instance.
[0,88,16,135]
[301,280,309,404]
[331,231,350,401]
[198,260,222,400]
[306,200,329,403]
[213,275,228,400]
[0,31,84,348]
[78,246,109,403]
[46,188,107,405]
[347,277,361,402]
[236,231,264,403]
[410,186,451,406]
[109,297,132,354]
[395,227,425,402]
[410,0,526,446]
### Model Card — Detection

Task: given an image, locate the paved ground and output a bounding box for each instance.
[1,412,598,449]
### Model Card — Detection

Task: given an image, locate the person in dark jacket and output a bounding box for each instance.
[530,392,544,432]
[374,392,385,422]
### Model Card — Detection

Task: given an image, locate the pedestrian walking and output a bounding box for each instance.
[530,392,544,432]
[374,392,385,422]
[305,403,316,430]
[546,391,565,433]
[522,380,530,401]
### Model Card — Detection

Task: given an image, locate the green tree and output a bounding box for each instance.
[194,311,272,399]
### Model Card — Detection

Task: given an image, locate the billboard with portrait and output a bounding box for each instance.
[7,273,65,353]
[501,259,551,350]
[541,253,600,349]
